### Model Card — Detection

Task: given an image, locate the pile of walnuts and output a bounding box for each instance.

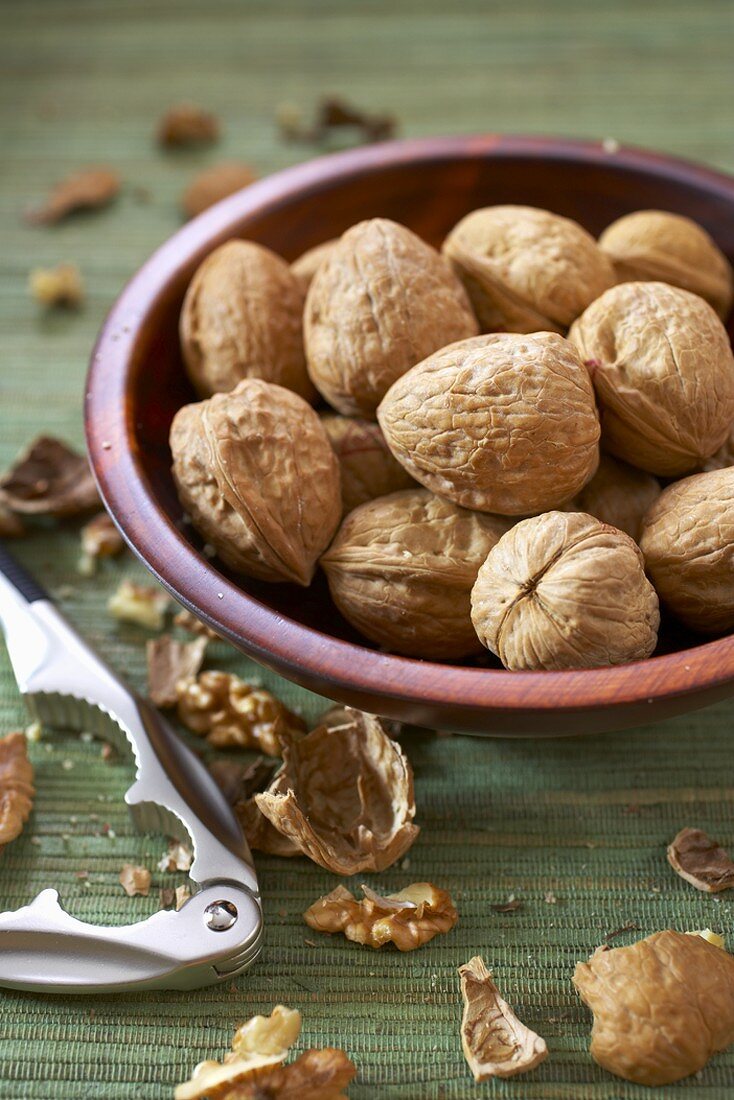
[170,205,734,671]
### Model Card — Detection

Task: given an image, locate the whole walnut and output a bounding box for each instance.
[170,378,341,585]
[442,205,615,333]
[304,218,479,417]
[569,281,734,476]
[179,239,313,401]
[568,453,660,542]
[321,488,509,659]
[599,210,734,319]
[378,333,600,516]
[290,238,338,292]
[321,414,415,513]
[640,466,734,633]
[471,511,660,670]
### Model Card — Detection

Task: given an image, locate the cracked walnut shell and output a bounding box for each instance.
[321,414,414,513]
[640,466,734,633]
[471,511,659,670]
[599,210,734,319]
[321,488,509,658]
[459,955,548,1080]
[442,204,615,333]
[180,239,313,400]
[304,218,479,417]
[378,333,600,515]
[304,882,458,951]
[170,379,341,585]
[0,732,34,851]
[176,670,305,755]
[569,281,734,475]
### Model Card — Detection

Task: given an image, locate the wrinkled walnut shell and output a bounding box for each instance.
[171,379,341,586]
[599,209,734,319]
[291,239,338,292]
[180,239,313,400]
[321,414,415,513]
[640,466,734,633]
[567,453,660,542]
[471,511,660,670]
[321,488,508,659]
[704,423,734,472]
[378,333,600,515]
[304,218,478,417]
[442,204,615,333]
[569,281,734,476]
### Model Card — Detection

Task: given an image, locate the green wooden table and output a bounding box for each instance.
[2,1,734,1096]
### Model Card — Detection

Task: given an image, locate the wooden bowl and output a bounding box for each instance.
[86,134,734,736]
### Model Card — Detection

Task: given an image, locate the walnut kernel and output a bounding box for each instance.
[29,263,84,309]
[304,881,458,951]
[176,670,305,755]
[108,581,170,630]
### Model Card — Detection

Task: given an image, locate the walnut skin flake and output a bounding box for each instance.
[0,436,100,517]
[304,882,457,951]
[458,956,548,1080]
[146,634,208,708]
[255,708,419,874]
[108,581,170,630]
[573,930,734,1086]
[118,863,151,897]
[157,103,220,148]
[176,670,305,755]
[25,166,120,225]
[0,732,35,851]
[667,827,734,893]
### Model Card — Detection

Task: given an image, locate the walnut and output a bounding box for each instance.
[118,863,151,897]
[599,210,734,319]
[304,218,478,417]
[29,263,84,309]
[320,414,415,513]
[0,732,34,851]
[304,882,458,951]
[180,240,312,401]
[442,205,615,332]
[176,670,305,755]
[573,929,734,1085]
[181,162,257,219]
[471,511,659,670]
[0,436,100,517]
[667,827,734,893]
[569,281,734,475]
[25,166,120,224]
[157,102,220,148]
[459,955,548,1080]
[321,488,509,658]
[146,634,208,708]
[255,708,418,874]
[79,511,125,574]
[290,239,338,292]
[170,379,341,585]
[567,453,660,541]
[378,333,600,515]
[704,423,734,471]
[108,580,170,630]
[639,467,734,633]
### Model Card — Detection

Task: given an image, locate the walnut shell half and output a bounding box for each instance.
[321,414,415,513]
[180,239,313,401]
[471,511,659,670]
[639,466,734,633]
[170,379,341,585]
[599,210,734,319]
[378,333,600,515]
[569,281,734,476]
[442,204,615,332]
[304,218,479,417]
[321,488,509,659]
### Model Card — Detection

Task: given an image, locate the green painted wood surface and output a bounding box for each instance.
[2,1,734,1095]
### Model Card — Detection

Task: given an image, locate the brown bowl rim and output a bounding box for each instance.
[86,133,734,723]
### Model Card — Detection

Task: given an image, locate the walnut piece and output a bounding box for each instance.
[566,453,660,542]
[180,240,312,401]
[304,218,478,417]
[222,1047,356,1099]
[569,281,734,475]
[640,467,734,633]
[321,488,509,659]
[25,166,120,224]
[157,839,193,873]
[174,607,220,639]
[573,929,734,1085]
[0,732,35,851]
[79,512,125,574]
[146,634,207,708]
[599,210,734,319]
[108,580,170,630]
[236,797,301,857]
[157,102,220,147]
[181,162,257,219]
[442,205,615,332]
[667,827,734,892]
[304,881,458,951]
[208,757,300,857]
[0,436,100,517]
[255,708,418,874]
[29,263,84,309]
[290,239,338,292]
[471,511,659,670]
[458,955,548,1080]
[378,333,600,516]
[118,863,151,897]
[320,414,415,513]
[176,670,305,755]
[170,379,341,585]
